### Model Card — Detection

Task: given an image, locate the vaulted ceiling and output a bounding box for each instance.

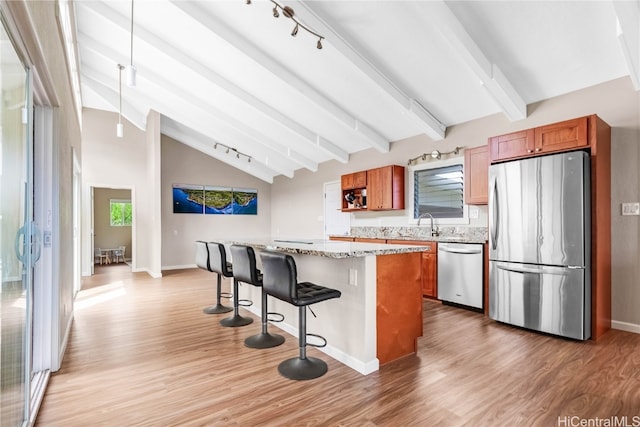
[75,0,639,183]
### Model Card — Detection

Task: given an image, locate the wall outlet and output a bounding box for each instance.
[621,202,640,216]
[469,207,479,219]
[349,268,358,286]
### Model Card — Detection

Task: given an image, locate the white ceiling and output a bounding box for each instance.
[74,0,639,183]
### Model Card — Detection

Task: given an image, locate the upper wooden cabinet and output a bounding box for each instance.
[490,117,588,163]
[535,117,588,153]
[341,165,405,212]
[341,171,367,190]
[366,165,405,211]
[464,145,489,205]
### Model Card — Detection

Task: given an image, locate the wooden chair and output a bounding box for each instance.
[94,248,109,265]
[113,246,126,263]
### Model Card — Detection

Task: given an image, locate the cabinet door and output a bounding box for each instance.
[366,167,387,210]
[464,145,489,205]
[534,117,588,154]
[341,173,354,190]
[489,129,535,162]
[368,165,405,210]
[353,171,367,188]
[422,252,437,298]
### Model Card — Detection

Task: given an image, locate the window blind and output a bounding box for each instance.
[414,164,464,219]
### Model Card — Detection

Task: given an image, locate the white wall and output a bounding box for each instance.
[160,134,272,268]
[81,108,158,276]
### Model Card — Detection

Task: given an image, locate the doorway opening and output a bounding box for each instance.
[92,188,133,273]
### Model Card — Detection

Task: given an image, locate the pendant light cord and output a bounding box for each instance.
[118,65,123,123]
[129,0,134,66]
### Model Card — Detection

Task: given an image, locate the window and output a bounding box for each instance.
[110,199,132,226]
[414,164,464,219]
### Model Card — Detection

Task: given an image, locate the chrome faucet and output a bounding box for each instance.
[417,212,439,237]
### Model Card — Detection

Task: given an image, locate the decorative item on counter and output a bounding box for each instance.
[407,146,463,166]
[345,191,358,208]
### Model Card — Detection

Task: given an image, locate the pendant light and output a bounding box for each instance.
[117,64,124,138]
[125,0,136,86]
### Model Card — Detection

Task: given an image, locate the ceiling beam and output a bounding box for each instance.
[411,1,527,121]
[292,1,447,141]
[161,119,276,184]
[81,65,295,178]
[78,32,319,173]
[81,75,146,130]
[81,1,348,165]
[612,0,640,91]
[168,0,389,154]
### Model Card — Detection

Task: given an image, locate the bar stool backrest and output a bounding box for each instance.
[230,245,261,286]
[195,241,210,271]
[207,242,233,277]
[260,251,297,304]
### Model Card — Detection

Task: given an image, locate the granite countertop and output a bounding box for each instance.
[223,238,430,259]
[345,226,488,244]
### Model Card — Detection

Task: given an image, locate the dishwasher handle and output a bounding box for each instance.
[438,246,482,255]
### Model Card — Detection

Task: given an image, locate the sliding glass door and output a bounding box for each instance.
[0,16,33,427]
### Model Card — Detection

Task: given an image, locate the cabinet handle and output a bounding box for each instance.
[535,148,541,152]
[527,149,533,153]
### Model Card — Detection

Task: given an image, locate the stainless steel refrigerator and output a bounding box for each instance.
[488,151,591,340]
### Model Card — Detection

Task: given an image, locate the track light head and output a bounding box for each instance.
[317,38,323,49]
[226,148,230,154]
[272,5,279,17]
[291,23,299,37]
[214,143,218,149]
[282,5,294,18]
[248,157,251,163]
[246,0,251,4]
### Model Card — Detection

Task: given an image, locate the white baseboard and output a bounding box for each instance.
[612,320,640,334]
[162,264,197,271]
[131,267,162,278]
[244,305,379,375]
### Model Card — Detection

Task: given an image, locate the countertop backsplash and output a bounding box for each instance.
[349,226,488,243]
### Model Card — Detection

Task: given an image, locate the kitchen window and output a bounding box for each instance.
[413,164,464,219]
[110,199,132,226]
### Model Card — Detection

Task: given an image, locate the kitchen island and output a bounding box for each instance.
[222,239,427,375]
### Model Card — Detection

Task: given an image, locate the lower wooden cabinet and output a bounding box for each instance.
[386,239,437,298]
[421,251,437,298]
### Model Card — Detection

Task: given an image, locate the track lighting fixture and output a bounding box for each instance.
[126,0,136,86]
[407,147,463,165]
[246,0,325,50]
[213,142,252,163]
[116,64,124,138]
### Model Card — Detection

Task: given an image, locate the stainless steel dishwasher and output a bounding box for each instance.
[437,242,484,309]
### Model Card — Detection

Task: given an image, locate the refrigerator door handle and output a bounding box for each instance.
[490,177,499,250]
[495,263,569,276]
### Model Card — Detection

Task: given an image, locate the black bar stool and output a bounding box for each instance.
[260,250,341,380]
[195,241,232,314]
[230,245,285,349]
[210,242,253,328]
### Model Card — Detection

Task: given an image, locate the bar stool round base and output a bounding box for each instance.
[278,357,328,380]
[202,304,233,314]
[244,332,285,349]
[220,315,253,327]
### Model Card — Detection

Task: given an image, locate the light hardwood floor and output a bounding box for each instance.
[36,265,640,426]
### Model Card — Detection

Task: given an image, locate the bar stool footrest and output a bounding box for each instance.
[278,356,328,380]
[267,312,284,323]
[220,292,233,299]
[306,333,327,348]
[238,299,253,307]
